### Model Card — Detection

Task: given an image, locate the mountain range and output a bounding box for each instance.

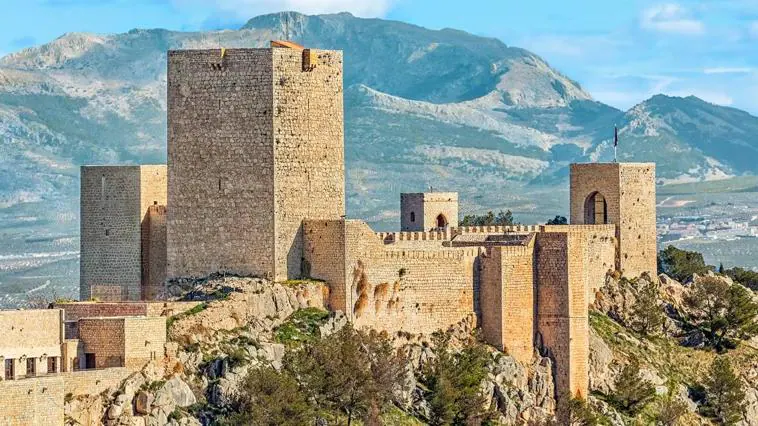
[1,11,758,230]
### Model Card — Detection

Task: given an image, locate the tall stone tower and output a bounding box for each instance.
[569,163,657,277]
[80,165,167,301]
[167,45,345,281]
[400,192,458,231]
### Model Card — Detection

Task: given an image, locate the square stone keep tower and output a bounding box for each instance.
[569,162,657,277]
[80,165,167,301]
[167,46,345,281]
[400,192,458,231]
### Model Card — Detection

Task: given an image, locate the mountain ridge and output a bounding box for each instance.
[1,11,758,227]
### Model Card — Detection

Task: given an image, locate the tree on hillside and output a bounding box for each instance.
[421,332,495,425]
[658,246,711,282]
[611,356,656,416]
[285,326,405,425]
[722,266,758,292]
[227,365,314,426]
[629,280,666,336]
[546,215,568,225]
[702,357,746,425]
[557,395,598,426]
[459,210,514,226]
[684,276,758,351]
[646,381,688,426]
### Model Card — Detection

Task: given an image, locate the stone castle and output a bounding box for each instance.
[1,41,657,423]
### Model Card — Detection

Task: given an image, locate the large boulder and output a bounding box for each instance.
[589,328,616,393]
[158,376,197,408]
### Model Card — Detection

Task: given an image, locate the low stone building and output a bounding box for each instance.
[0,305,174,425]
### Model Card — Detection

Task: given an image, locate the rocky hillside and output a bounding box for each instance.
[2,12,758,228]
[65,276,558,425]
[590,272,758,425]
[62,271,758,425]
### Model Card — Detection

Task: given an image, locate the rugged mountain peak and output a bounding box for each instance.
[0,32,109,70]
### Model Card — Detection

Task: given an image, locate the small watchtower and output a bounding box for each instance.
[569,162,657,277]
[400,192,458,231]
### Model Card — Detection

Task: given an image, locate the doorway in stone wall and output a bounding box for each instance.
[85,353,96,369]
[436,214,448,228]
[584,192,608,224]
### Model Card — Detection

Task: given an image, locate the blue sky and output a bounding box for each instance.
[1,0,757,114]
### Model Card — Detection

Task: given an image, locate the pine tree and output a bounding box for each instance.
[228,365,314,426]
[630,280,665,336]
[684,276,758,351]
[611,356,656,416]
[703,357,746,425]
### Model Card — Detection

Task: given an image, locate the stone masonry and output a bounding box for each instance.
[166,46,344,282]
[77,42,659,411]
[401,192,459,231]
[80,165,166,301]
[570,162,657,277]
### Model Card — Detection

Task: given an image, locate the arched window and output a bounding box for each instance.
[436,214,448,228]
[410,211,416,223]
[584,192,608,224]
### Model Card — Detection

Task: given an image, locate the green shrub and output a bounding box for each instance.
[274,308,330,345]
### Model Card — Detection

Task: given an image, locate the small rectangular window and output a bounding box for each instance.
[5,359,14,379]
[105,229,110,236]
[26,358,35,377]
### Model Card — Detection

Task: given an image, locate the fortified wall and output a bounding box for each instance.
[77,42,658,406]
[304,221,617,398]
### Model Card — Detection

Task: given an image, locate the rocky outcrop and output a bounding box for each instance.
[590,272,758,426]
[167,276,328,346]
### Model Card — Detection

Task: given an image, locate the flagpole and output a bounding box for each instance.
[613,124,618,163]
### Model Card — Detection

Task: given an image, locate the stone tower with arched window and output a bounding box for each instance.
[400,192,458,231]
[569,163,656,277]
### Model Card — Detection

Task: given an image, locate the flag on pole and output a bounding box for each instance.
[614,125,618,147]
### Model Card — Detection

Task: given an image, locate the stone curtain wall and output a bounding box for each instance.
[272,48,345,281]
[123,317,166,370]
[0,309,62,360]
[80,166,142,301]
[305,219,479,335]
[55,301,203,321]
[0,376,64,426]
[618,164,657,276]
[167,49,276,279]
[142,205,167,299]
[303,220,347,311]
[480,242,535,363]
[569,163,657,277]
[77,318,126,369]
[62,367,130,397]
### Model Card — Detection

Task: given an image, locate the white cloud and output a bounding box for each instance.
[175,0,398,19]
[703,67,753,74]
[641,3,704,35]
